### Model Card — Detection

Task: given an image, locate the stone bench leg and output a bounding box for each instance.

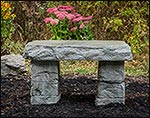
[95,61,125,106]
[30,60,61,105]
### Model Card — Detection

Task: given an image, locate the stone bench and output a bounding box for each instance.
[23,40,132,106]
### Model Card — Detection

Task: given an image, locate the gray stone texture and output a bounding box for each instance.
[31,95,61,105]
[95,97,125,106]
[98,61,124,83]
[95,61,125,106]
[31,81,59,96]
[30,61,60,105]
[1,54,26,76]
[96,82,125,99]
[23,40,133,61]
[23,40,133,106]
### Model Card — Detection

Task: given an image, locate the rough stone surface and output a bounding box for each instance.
[95,61,125,105]
[30,61,60,105]
[31,81,59,96]
[96,82,125,98]
[22,40,133,105]
[1,54,26,76]
[23,40,133,61]
[95,97,125,106]
[31,61,59,75]
[95,82,125,106]
[98,61,124,83]
[31,95,61,105]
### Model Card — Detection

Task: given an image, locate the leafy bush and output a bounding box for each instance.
[100,1,149,54]
[44,5,94,40]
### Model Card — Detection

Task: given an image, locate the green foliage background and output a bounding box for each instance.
[1,1,149,77]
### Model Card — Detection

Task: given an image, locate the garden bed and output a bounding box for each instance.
[1,74,149,117]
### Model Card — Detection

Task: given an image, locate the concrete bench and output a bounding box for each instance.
[23,40,132,106]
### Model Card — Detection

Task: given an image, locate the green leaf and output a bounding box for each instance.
[39,7,45,14]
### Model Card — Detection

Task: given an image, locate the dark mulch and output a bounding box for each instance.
[1,74,149,118]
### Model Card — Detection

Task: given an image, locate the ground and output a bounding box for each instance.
[1,74,149,117]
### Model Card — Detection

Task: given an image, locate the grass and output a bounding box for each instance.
[60,60,98,75]
[125,53,149,77]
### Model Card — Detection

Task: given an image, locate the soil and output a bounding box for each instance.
[1,74,149,118]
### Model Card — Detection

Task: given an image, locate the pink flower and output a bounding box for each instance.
[58,5,74,11]
[84,21,89,24]
[79,23,85,29]
[61,11,68,17]
[54,11,61,15]
[70,27,77,31]
[56,14,65,20]
[47,7,58,14]
[82,16,92,21]
[74,13,81,17]
[72,16,84,22]
[44,17,52,24]
[66,14,75,20]
[50,19,59,25]
[54,11,68,20]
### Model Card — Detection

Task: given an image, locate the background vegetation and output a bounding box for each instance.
[1,1,149,77]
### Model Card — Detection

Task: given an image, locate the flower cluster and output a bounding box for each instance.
[1,1,16,20]
[1,1,16,43]
[44,5,94,40]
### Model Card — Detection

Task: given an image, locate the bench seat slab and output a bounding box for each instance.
[23,40,132,61]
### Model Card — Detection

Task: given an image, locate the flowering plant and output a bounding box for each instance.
[1,1,16,41]
[44,5,94,40]
[1,1,16,54]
